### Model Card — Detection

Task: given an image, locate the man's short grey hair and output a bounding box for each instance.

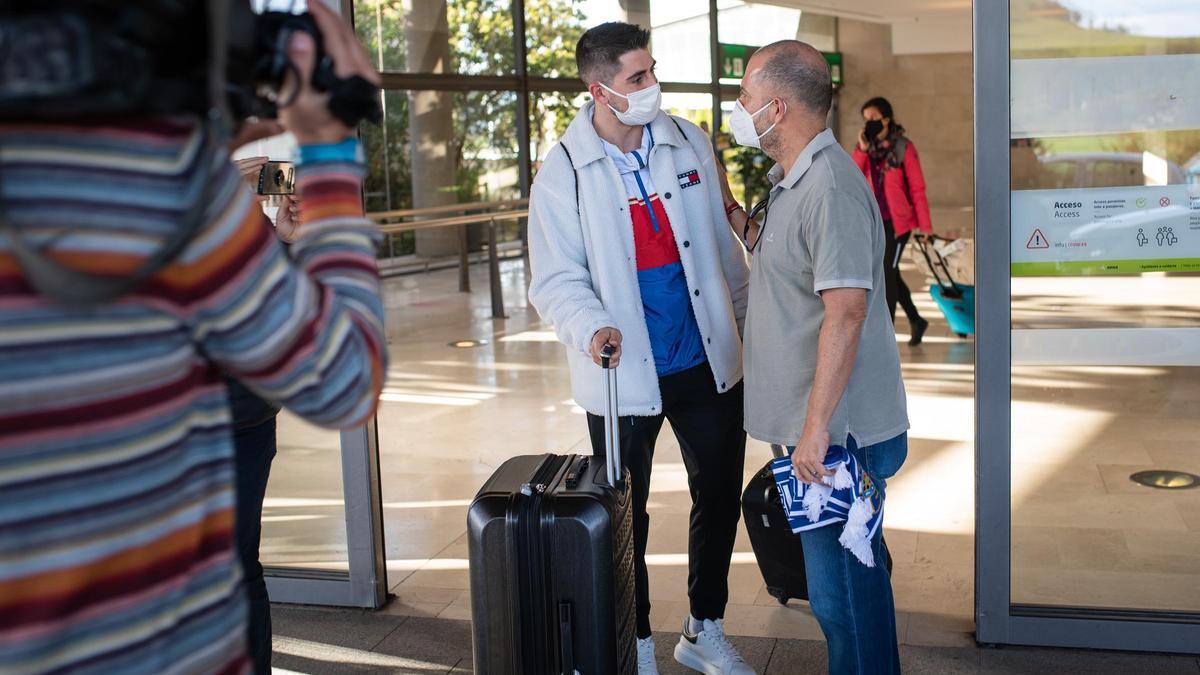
[755,41,832,116]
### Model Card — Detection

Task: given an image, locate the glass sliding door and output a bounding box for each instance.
[976,0,1200,652]
[258,0,389,609]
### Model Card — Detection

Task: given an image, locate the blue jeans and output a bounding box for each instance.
[790,433,907,675]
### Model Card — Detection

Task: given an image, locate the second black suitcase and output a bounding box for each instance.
[743,445,893,605]
[468,347,637,674]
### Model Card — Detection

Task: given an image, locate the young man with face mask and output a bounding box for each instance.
[526,21,754,675]
[720,41,909,675]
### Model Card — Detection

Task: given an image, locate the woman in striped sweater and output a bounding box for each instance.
[0,6,386,673]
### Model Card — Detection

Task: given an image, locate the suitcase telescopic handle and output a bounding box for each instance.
[599,344,623,489]
[915,234,962,297]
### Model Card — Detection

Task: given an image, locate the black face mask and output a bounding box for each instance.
[864,119,885,140]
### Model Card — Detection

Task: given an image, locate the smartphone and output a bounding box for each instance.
[257,161,295,196]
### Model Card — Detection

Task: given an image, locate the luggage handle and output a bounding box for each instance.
[914,233,963,299]
[599,344,624,490]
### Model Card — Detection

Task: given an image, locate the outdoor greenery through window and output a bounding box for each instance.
[350,0,799,258]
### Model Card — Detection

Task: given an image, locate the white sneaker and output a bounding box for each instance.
[674,618,755,675]
[637,635,660,674]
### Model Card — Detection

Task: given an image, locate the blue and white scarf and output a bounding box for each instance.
[771,446,885,567]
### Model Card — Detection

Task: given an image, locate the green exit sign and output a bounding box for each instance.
[719,43,843,87]
[720,43,756,79]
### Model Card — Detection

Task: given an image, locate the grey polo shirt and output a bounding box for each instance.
[743,129,909,447]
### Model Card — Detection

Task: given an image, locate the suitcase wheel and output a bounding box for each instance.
[956,332,968,338]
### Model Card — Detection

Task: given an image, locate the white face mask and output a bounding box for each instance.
[730,98,783,149]
[598,82,662,126]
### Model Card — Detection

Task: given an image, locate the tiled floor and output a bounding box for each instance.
[259,255,1200,652]
[269,605,1200,674]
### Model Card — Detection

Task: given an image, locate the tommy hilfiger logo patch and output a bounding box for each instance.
[678,169,701,189]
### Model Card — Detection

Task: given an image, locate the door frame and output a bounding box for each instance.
[973,0,1200,653]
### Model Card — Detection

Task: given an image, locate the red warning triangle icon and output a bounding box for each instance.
[1026,228,1050,249]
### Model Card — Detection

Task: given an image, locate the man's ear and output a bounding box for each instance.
[588,83,607,105]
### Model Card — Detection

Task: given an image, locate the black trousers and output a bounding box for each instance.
[228,377,279,675]
[883,223,923,327]
[587,362,746,639]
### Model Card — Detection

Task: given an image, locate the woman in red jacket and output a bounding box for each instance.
[852,97,931,346]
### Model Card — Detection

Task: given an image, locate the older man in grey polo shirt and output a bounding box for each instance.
[721,40,909,674]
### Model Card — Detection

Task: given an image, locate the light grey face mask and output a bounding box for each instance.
[598,82,662,126]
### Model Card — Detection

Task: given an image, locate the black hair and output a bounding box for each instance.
[575,22,651,85]
[862,97,905,137]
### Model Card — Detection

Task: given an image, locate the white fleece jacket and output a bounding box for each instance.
[527,103,750,417]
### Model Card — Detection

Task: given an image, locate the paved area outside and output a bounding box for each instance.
[269,604,1200,674]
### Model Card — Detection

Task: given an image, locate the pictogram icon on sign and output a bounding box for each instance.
[1026,229,1049,249]
[1160,197,1171,207]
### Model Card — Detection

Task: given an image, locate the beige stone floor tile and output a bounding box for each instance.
[398,566,472,591]
[904,611,976,648]
[648,600,691,634]
[891,562,973,618]
[1012,567,1200,611]
[379,585,459,618]
[720,602,826,641]
[1179,502,1200,532]
[1144,441,1200,471]
[883,528,919,565]
[1052,526,1136,573]
[914,531,974,567]
[1012,491,1188,531]
[435,590,473,621]
[1010,526,1063,568]
[1123,529,1200,576]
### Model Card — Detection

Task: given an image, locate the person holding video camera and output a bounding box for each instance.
[0,2,385,673]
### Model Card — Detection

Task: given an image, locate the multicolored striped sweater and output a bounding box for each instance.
[0,117,387,674]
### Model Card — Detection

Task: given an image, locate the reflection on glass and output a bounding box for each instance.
[524,0,710,82]
[359,90,520,257]
[1010,1,1200,282]
[529,93,715,177]
[530,91,589,174]
[262,413,349,571]
[353,0,515,75]
[1009,1,1200,618]
[1010,365,1200,613]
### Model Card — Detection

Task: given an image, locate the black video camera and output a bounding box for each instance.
[0,1,382,128]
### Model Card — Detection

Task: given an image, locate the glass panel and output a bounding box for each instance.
[353,0,515,75]
[526,0,711,83]
[262,414,349,571]
[1009,0,1200,615]
[530,90,588,177]
[1010,365,1200,613]
[227,134,353,573]
[360,90,520,258]
[713,6,835,209]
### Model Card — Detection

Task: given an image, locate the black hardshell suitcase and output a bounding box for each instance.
[468,347,637,674]
[742,445,893,605]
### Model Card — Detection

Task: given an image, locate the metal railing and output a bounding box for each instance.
[367,200,529,319]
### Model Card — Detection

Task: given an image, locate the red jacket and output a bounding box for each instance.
[852,138,932,237]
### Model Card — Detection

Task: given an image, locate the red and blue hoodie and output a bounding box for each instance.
[601,125,706,377]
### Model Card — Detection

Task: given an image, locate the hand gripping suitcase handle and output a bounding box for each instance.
[599,344,623,489]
